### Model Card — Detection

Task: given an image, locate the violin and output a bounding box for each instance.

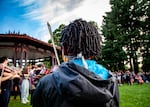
[4,66,22,74]
[0,64,22,79]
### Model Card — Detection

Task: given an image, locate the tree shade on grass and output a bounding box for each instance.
[8,83,150,107]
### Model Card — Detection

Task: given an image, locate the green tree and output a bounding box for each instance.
[48,24,65,46]
[101,1,127,71]
[101,0,150,73]
[99,40,127,71]
[48,24,65,64]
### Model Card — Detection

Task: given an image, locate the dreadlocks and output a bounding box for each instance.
[60,19,102,59]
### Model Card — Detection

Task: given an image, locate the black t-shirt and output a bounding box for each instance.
[0,69,12,90]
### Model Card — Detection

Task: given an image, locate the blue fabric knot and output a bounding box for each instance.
[70,58,109,80]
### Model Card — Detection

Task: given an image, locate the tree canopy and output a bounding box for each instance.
[101,0,150,73]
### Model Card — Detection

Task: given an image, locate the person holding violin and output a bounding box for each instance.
[0,56,20,107]
[32,19,119,107]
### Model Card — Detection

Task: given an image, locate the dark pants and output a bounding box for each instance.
[30,89,35,105]
[13,85,21,100]
[0,89,11,107]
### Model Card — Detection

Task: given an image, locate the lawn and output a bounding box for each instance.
[119,83,150,107]
[8,83,150,107]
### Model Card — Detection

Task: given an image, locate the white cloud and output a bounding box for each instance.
[17,0,35,6]
[17,0,111,42]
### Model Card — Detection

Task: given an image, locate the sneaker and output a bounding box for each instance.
[25,99,30,103]
[21,100,27,104]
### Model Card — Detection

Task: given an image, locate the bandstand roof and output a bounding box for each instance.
[0,34,61,60]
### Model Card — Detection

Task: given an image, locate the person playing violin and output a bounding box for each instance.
[0,56,19,107]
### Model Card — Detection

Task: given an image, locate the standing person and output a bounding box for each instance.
[21,67,30,104]
[32,19,119,107]
[12,77,21,100]
[29,65,36,105]
[126,70,131,85]
[0,56,18,107]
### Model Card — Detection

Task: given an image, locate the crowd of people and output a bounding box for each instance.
[113,70,150,86]
[1,56,149,107]
[0,56,53,107]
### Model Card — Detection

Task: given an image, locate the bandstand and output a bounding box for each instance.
[0,33,61,67]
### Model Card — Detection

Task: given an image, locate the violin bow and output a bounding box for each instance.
[47,22,60,65]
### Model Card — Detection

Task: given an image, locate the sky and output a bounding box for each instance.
[0,0,111,42]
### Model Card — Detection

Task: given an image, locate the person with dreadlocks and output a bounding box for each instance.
[32,19,119,107]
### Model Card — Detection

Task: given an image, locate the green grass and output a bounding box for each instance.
[8,83,150,107]
[119,83,150,107]
[8,96,31,107]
